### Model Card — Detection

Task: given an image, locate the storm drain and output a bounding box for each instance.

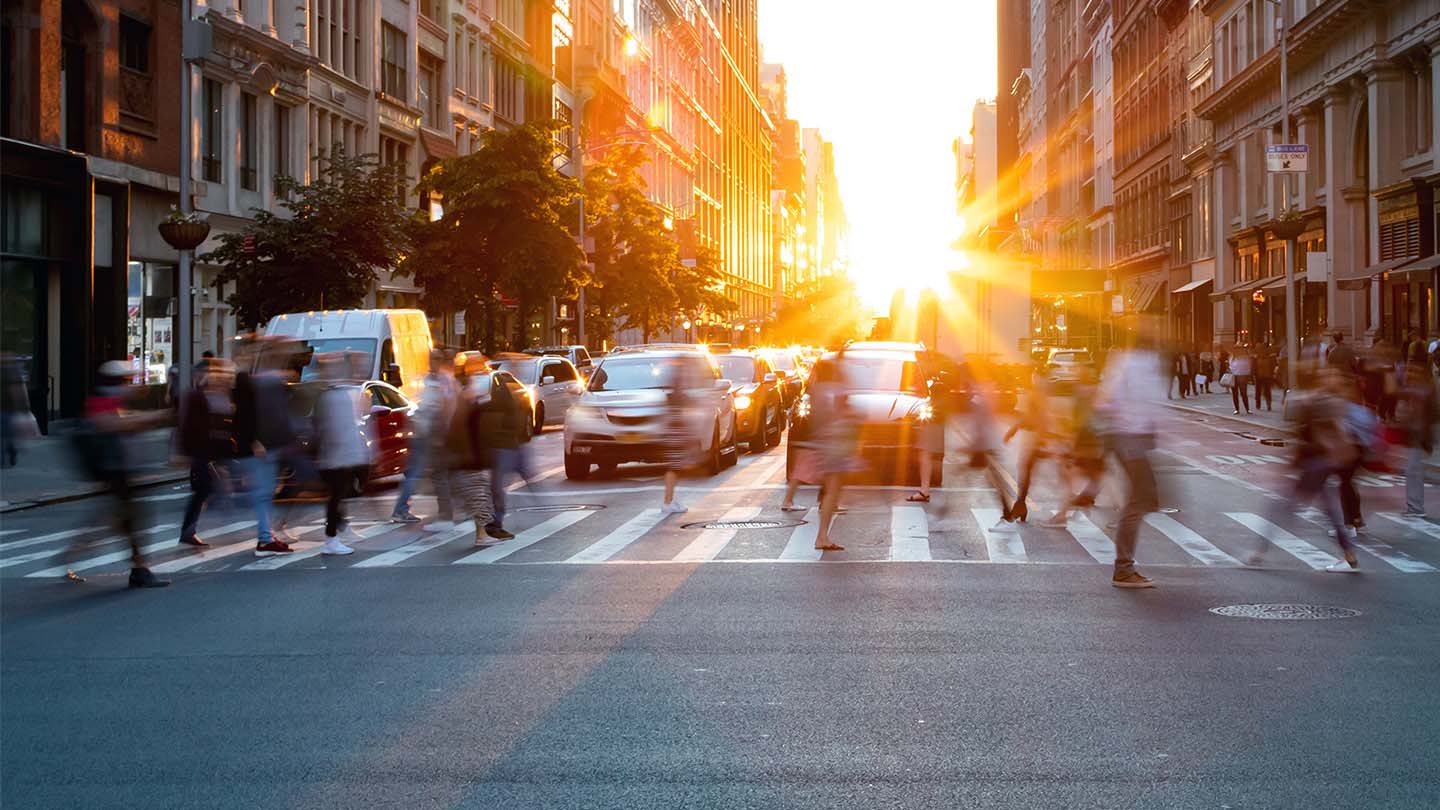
[511,504,607,514]
[1210,603,1361,621]
[681,519,801,530]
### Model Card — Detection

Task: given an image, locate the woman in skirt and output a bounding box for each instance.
[660,358,703,514]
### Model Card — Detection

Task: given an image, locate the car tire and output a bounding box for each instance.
[705,423,723,476]
[765,400,783,447]
[564,453,591,480]
[534,404,546,434]
[723,417,740,468]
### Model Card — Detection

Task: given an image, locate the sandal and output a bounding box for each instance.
[780,504,806,512]
[814,543,845,551]
[906,492,930,503]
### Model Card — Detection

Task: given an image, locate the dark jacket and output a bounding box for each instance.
[179,390,236,461]
[234,372,296,454]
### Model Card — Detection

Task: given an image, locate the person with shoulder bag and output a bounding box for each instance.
[445,357,497,545]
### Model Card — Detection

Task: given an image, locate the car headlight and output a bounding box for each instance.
[733,394,752,410]
[795,394,811,418]
[569,404,603,420]
[911,402,935,422]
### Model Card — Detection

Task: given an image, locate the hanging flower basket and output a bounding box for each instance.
[1268,216,1305,241]
[158,220,211,250]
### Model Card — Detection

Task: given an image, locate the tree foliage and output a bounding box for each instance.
[204,148,415,330]
[583,145,733,344]
[402,122,583,353]
[772,274,866,345]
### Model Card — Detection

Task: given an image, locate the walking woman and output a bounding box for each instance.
[808,353,864,551]
[177,358,237,548]
[313,353,373,555]
[1001,374,1058,524]
[1229,345,1253,414]
[660,356,704,515]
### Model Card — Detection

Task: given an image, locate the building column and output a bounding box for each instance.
[292,0,310,54]
[219,0,242,22]
[250,0,272,36]
[1324,86,1356,338]
[1213,151,1236,347]
[1296,108,1317,211]
[1367,62,1406,338]
[224,80,241,214]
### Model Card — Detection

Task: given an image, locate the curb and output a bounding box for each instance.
[0,470,188,514]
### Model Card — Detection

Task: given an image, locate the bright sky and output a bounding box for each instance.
[759,2,997,309]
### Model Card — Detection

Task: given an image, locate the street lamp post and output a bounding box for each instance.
[1267,0,1300,392]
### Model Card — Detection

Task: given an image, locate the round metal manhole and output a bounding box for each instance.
[681,519,802,530]
[510,504,607,514]
[1210,603,1361,621]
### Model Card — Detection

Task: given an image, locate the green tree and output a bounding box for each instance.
[402,122,583,352]
[204,147,415,330]
[672,244,737,329]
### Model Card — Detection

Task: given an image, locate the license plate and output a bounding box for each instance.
[617,432,645,444]
[573,446,591,455]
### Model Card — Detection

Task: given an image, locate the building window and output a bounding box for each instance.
[119,15,150,74]
[315,0,362,81]
[468,36,479,98]
[498,0,523,35]
[240,93,258,190]
[380,136,411,204]
[419,52,442,129]
[454,29,465,95]
[496,57,518,122]
[419,0,439,23]
[201,78,222,183]
[273,104,291,183]
[381,23,407,102]
[554,27,572,83]
[554,99,572,152]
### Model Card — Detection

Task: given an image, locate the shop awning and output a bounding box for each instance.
[1391,253,1440,281]
[1208,276,1271,301]
[1336,256,1416,290]
[419,129,458,161]
[1172,277,1213,294]
[1133,279,1166,313]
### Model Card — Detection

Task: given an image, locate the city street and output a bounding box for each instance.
[3,414,1438,808]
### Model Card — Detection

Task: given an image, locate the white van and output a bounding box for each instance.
[264,309,434,401]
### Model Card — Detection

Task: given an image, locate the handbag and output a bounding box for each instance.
[1195,374,1208,387]
[1219,372,1235,389]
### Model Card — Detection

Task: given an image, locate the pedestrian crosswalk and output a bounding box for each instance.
[4,499,1440,580]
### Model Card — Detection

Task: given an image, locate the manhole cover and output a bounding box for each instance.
[681,519,801,530]
[511,504,607,514]
[1209,603,1361,621]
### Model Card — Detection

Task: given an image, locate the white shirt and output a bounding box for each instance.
[1096,348,1166,436]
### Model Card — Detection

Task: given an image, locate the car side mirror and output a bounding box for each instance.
[541,375,556,385]
[763,372,778,384]
[715,378,731,390]
[383,363,402,387]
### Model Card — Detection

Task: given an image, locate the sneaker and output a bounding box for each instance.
[424,520,457,533]
[337,526,365,545]
[989,518,1018,533]
[1111,570,1154,589]
[780,504,805,512]
[128,567,171,588]
[254,539,294,557]
[1326,558,1358,573]
[390,511,422,524]
[273,526,300,542]
[178,535,209,548]
[484,524,515,540]
[661,501,688,514]
[321,538,354,556]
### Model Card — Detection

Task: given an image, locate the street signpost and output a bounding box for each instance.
[1266,144,1308,173]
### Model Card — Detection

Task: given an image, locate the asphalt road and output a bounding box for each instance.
[3,411,1438,809]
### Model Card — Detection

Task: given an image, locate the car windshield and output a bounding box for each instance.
[588,356,712,392]
[1052,351,1091,364]
[490,359,539,385]
[840,356,927,394]
[715,355,757,384]
[296,338,377,381]
[766,353,797,371]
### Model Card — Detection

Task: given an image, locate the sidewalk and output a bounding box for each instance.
[1161,384,1440,475]
[0,428,185,512]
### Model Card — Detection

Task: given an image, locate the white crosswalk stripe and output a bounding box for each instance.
[1226,513,1339,569]
[889,505,931,561]
[236,526,327,570]
[1,524,175,571]
[1144,514,1240,566]
[673,507,762,562]
[1352,537,1437,573]
[352,526,474,568]
[0,525,105,555]
[1066,514,1115,565]
[25,522,255,578]
[972,508,1027,563]
[778,508,821,562]
[1376,513,1440,540]
[566,509,664,563]
[148,523,270,573]
[455,509,596,564]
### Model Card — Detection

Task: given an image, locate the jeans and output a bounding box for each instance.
[1114,450,1158,575]
[181,460,217,542]
[1338,460,1362,526]
[392,437,430,516]
[1265,457,1349,552]
[1231,375,1251,412]
[1406,446,1428,514]
[321,466,364,537]
[488,447,533,527]
[243,454,279,542]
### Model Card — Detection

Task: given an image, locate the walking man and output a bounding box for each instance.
[1095,328,1167,589]
[1398,364,1437,517]
[234,344,298,556]
[392,350,457,524]
[1254,344,1276,412]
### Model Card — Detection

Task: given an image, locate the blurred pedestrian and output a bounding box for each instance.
[391,350,457,525]
[809,353,864,551]
[63,361,170,587]
[964,362,1020,532]
[1250,370,1359,572]
[1199,351,1215,394]
[481,367,531,540]
[177,358,237,548]
[1254,343,1276,411]
[0,353,34,468]
[1228,345,1252,415]
[660,356,703,515]
[1002,374,1059,523]
[1397,363,1437,517]
[1041,365,1105,527]
[313,353,373,555]
[445,355,496,544]
[234,340,299,557]
[1337,375,1373,531]
[1328,332,1356,377]
[1095,328,1168,588]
